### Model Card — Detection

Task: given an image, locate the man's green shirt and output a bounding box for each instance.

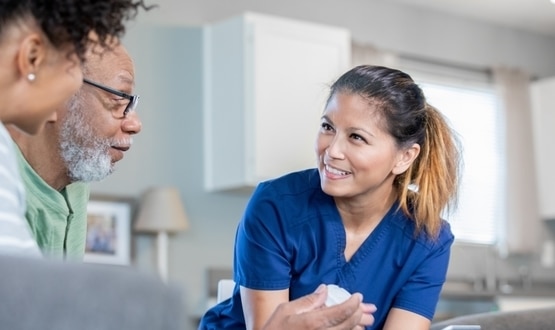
[15,146,90,260]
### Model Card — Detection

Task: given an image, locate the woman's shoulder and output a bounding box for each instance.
[256,168,321,197]
[388,208,454,249]
[437,219,455,245]
[246,168,332,227]
[419,219,455,250]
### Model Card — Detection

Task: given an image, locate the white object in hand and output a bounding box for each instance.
[325,284,351,307]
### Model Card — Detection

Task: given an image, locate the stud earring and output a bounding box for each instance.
[27,73,36,82]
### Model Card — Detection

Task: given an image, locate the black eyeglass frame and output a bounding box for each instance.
[83,78,139,117]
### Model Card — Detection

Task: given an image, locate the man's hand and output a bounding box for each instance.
[262,284,376,330]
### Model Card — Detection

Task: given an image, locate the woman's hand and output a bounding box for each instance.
[262,284,376,330]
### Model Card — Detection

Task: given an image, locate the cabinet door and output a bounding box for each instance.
[249,14,350,185]
[530,77,555,219]
[204,13,351,191]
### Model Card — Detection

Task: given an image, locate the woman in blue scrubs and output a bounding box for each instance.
[200,65,461,330]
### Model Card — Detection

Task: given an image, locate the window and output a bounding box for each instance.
[403,64,504,245]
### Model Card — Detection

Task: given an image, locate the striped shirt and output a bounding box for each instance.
[0,123,41,257]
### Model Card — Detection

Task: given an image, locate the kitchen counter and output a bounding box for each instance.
[441,278,555,299]
[435,278,555,320]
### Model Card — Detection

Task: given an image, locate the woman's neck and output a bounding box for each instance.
[335,186,397,231]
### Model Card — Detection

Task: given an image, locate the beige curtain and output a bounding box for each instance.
[493,67,539,256]
[351,42,399,68]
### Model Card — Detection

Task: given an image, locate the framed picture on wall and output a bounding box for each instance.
[83,196,135,266]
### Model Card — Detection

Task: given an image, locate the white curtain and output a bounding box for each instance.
[493,67,539,256]
[351,42,399,68]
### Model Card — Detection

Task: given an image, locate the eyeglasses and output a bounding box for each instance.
[83,78,139,117]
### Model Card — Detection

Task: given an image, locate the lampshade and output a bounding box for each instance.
[134,187,190,233]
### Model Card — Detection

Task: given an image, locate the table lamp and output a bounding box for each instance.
[134,187,189,281]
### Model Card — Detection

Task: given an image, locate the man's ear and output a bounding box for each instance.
[17,33,46,81]
[392,143,421,175]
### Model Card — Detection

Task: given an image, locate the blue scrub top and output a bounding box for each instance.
[199,169,454,330]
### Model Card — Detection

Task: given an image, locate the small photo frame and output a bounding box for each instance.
[83,196,134,265]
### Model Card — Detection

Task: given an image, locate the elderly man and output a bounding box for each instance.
[7,40,141,259]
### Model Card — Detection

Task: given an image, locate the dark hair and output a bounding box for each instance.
[0,0,155,62]
[327,65,461,238]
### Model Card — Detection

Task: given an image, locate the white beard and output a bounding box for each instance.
[59,97,114,182]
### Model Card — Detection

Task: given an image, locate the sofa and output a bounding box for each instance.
[0,254,184,330]
[430,306,555,330]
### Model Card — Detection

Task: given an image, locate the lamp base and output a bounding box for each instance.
[157,231,168,282]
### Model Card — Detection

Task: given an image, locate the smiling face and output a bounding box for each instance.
[316,92,416,202]
[57,42,142,182]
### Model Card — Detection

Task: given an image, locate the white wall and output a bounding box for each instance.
[139,0,555,78]
[90,1,555,327]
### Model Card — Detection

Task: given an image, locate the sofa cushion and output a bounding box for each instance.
[0,254,184,330]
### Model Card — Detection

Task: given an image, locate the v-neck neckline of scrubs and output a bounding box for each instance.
[330,201,398,267]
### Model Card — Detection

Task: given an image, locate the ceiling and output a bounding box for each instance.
[387,0,555,37]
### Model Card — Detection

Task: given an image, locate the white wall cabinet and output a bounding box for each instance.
[530,77,555,219]
[203,12,351,191]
